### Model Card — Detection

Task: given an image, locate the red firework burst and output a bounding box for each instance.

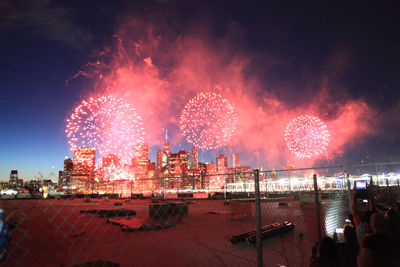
[284,115,330,158]
[179,92,237,150]
[65,95,145,164]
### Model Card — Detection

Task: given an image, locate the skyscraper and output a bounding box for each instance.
[63,157,73,185]
[178,150,190,170]
[9,170,18,188]
[285,163,295,178]
[156,149,163,170]
[163,141,171,155]
[232,153,239,168]
[191,145,198,169]
[72,146,96,184]
[135,143,149,178]
[162,140,171,168]
[58,171,64,186]
[216,154,228,172]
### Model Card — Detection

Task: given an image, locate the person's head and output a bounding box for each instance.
[370,213,389,234]
[385,208,397,219]
[385,208,400,232]
[343,225,357,242]
[319,236,338,260]
[343,225,360,254]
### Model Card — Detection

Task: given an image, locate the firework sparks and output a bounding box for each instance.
[65,95,145,164]
[179,92,237,150]
[284,115,330,158]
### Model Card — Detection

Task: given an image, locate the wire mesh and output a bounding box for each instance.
[1,162,400,266]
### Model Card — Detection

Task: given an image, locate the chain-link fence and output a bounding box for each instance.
[1,162,399,266]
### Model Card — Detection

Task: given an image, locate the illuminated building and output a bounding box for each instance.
[207,162,216,174]
[271,168,277,180]
[162,153,168,168]
[163,141,171,155]
[9,170,18,188]
[63,157,73,186]
[198,162,207,170]
[156,149,163,170]
[178,150,190,170]
[72,147,96,176]
[285,163,295,178]
[135,143,149,178]
[217,154,228,173]
[58,171,63,185]
[102,154,120,168]
[191,146,198,169]
[234,165,252,182]
[149,162,156,171]
[71,147,96,190]
[232,153,239,168]
[162,140,171,168]
[168,153,180,176]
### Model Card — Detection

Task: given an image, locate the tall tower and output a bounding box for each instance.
[156,149,163,170]
[178,150,190,170]
[63,157,73,185]
[9,170,18,188]
[163,141,171,155]
[72,147,96,178]
[191,145,198,169]
[163,130,171,168]
[216,154,228,172]
[232,153,239,168]
[135,143,149,178]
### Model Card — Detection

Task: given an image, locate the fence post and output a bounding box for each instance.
[346,173,353,213]
[243,173,246,193]
[386,178,390,206]
[177,176,179,195]
[208,175,210,195]
[254,169,263,267]
[163,177,166,198]
[201,171,204,189]
[313,173,322,242]
[369,176,375,208]
[224,176,227,199]
[152,177,154,197]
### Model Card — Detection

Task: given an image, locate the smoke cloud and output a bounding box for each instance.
[72,18,378,169]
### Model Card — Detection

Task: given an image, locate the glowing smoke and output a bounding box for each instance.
[70,19,377,168]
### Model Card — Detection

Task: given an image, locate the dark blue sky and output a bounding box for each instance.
[1,0,399,180]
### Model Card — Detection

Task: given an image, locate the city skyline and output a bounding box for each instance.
[1,2,400,180]
[0,139,246,182]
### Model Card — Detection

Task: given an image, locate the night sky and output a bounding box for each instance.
[1,0,400,180]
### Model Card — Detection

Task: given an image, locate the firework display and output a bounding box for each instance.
[65,95,145,164]
[180,92,237,150]
[284,115,330,158]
